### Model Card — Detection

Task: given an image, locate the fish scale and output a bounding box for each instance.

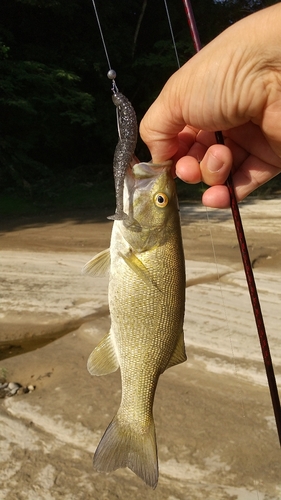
[83,160,186,488]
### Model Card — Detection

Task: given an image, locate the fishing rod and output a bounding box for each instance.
[90,0,281,445]
[181,0,281,445]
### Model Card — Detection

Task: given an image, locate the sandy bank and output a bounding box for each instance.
[0,199,281,499]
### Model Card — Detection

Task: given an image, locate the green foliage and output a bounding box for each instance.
[0,41,9,60]
[0,57,96,190]
[0,0,279,198]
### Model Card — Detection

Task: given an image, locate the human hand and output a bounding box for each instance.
[140,5,281,208]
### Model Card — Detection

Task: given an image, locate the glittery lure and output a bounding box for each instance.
[108,92,138,221]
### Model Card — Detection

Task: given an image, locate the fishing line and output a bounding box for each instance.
[163,0,240,384]
[163,0,181,69]
[162,3,277,489]
[181,0,281,446]
[90,0,112,72]
[90,0,118,93]
[176,3,277,494]
[204,207,244,386]
[91,0,125,145]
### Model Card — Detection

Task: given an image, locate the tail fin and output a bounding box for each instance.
[93,413,158,489]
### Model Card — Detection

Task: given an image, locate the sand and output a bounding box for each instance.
[0,199,281,499]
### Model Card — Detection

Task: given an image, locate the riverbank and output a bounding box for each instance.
[0,199,281,499]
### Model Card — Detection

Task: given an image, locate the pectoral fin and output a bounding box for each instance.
[119,250,159,290]
[164,331,187,372]
[87,331,119,376]
[82,249,110,277]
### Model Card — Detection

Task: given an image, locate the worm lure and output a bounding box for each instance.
[108,92,138,221]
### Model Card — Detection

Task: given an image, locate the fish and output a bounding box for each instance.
[83,160,186,488]
[107,92,138,221]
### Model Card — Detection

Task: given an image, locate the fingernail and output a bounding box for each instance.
[207,153,224,173]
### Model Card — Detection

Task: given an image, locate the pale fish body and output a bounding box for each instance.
[84,161,186,488]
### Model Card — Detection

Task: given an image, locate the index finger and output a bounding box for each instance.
[139,86,187,163]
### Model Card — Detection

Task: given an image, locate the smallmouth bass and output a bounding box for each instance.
[84,160,186,488]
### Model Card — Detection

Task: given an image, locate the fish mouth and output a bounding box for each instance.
[123,217,142,232]
[123,218,165,242]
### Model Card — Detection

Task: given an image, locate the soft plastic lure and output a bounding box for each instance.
[108,92,138,221]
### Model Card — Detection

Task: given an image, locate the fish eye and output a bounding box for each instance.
[154,192,169,208]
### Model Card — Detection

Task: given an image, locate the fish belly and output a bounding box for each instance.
[92,223,186,487]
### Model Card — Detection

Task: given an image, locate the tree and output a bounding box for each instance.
[0,0,278,195]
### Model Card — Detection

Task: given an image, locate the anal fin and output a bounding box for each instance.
[164,331,187,371]
[87,331,119,376]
